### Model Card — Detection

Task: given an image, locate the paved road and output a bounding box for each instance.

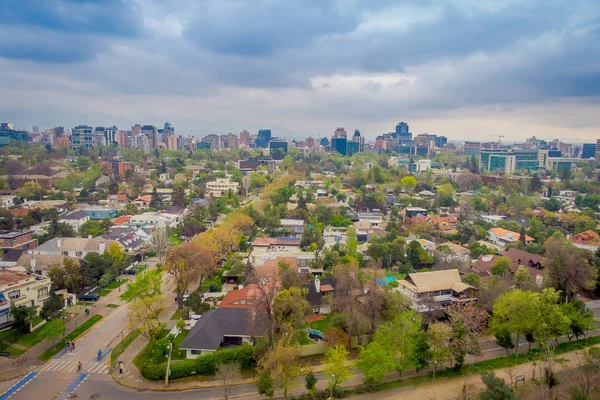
[1,303,131,400]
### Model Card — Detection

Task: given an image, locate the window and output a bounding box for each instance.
[76,251,83,257]
[190,350,201,355]
[62,251,68,256]
[38,287,48,299]
[7,290,20,300]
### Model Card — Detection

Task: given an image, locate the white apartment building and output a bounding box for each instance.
[206,178,240,197]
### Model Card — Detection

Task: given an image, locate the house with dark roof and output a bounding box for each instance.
[305,277,337,314]
[58,210,90,233]
[179,308,267,358]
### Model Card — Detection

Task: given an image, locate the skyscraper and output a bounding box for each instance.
[334,127,347,138]
[71,125,94,153]
[141,125,158,148]
[255,129,272,148]
[167,134,178,150]
[331,137,347,156]
[352,129,364,152]
[395,122,409,135]
[596,139,600,160]
[227,133,239,149]
[582,143,596,159]
[239,130,250,147]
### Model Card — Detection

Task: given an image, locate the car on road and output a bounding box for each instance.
[79,292,100,302]
[124,268,139,275]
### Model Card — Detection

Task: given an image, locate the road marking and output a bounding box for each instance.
[0,372,37,400]
[56,373,88,400]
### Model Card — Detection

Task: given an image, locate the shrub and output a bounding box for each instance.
[140,345,255,380]
[209,282,222,292]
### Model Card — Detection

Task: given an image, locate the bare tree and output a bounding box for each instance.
[248,269,279,345]
[574,348,600,398]
[148,228,169,266]
[216,362,240,400]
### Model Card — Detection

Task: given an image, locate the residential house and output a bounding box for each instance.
[15,253,78,277]
[438,242,471,262]
[82,207,118,220]
[27,237,110,259]
[501,247,545,284]
[0,230,38,252]
[58,210,90,233]
[133,195,152,208]
[0,250,23,268]
[179,308,267,357]
[428,216,458,231]
[397,269,477,312]
[21,200,68,214]
[100,226,151,255]
[185,164,208,176]
[277,219,305,238]
[305,277,336,314]
[569,230,600,251]
[356,211,384,227]
[206,178,240,198]
[105,193,128,205]
[129,212,181,229]
[404,207,428,219]
[323,227,348,248]
[487,227,534,247]
[0,270,52,330]
[0,195,16,208]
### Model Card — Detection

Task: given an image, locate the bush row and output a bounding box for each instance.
[141,345,255,380]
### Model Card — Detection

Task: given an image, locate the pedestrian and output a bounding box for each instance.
[71,342,75,351]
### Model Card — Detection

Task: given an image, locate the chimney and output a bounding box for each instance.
[56,238,62,248]
[314,277,320,292]
[30,259,36,269]
[99,242,106,254]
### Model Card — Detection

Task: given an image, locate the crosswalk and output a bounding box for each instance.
[39,359,110,375]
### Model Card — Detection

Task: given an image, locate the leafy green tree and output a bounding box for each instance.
[400,176,417,192]
[249,172,269,191]
[479,372,516,400]
[149,186,161,208]
[40,290,64,321]
[9,305,36,336]
[427,322,453,373]
[490,256,511,277]
[121,269,162,301]
[358,340,395,383]
[257,371,274,398]
[513,265,533,285]
[406,240,434,268]
[470,242,496,259]
[490,289,536,355]
[462,272,481,288]
[562,298,595,341]
[305,372,317,398]
[324,345,351,392]
[544,197,561,212]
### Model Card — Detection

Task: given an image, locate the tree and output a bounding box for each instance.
[121,269,162,301]
[574,347,600,398]
[513,265,533,285]
[128,295,166,339]
[427,322,453,373]
[479,372,516,400]
[450,319,468,368]
[545,235,597,295]
[148,228,170,266]
[462,272,481,288]
[447,302,488,361]
[257,371,274,398]
[149,186,162,208]
[258,338,302,399]
[9,305,35,336]
[401,176,417,192]
[562,298,595,341]
[412,330,431,372]
[215,362,240,400]
[106,242,125,270]
[358,340,395,383]
[250,172,269,191]
[172,185,186,208]
[324,345,351,392]
[273,287,311,331]
[165,242,216,311]
[45,318,64,350]
[490,256,511,277]
[544,197,561,212]
[48,258,82,293]
[406,240,434,268]
[490,289,536,356]
[305,372,317,399]
[40,290,64,321]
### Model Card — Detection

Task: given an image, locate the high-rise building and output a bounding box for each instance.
[239,130,250,147]
[334,127,347,138]
[582,143,596,159]
[306,136,315,148]
[464,142,482,156]
[141,125,159,148]
[116,130,129,147]
[167,134,179,150]
[131,124,142,135]
[227,133,239,149]
[255,129,272,148]
[435,136,448,148]
[32,126,39,134]
[395,122,409,135]
[133,134,150,153]
[204,134,220,150]
[596,139,600,160]
[331,137,347,156]
[480,149,539,174]
[71,125,94,153]
[269,140,288,159]
[352,129,364,152]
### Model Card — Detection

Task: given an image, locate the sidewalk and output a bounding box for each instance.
[0,276,130,382]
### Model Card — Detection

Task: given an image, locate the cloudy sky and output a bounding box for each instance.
[1,0,599,142]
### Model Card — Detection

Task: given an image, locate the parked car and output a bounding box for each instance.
[79,292,100,302]
[124,269,139,275]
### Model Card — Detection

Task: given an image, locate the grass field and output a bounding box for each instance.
[98,289,111,297]
[308,314,336,332]
[110,330,140,367]
[170,330,190,360]
[107,304,119,308]
[106,279,127,289]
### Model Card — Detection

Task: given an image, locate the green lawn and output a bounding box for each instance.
[171,330,190,360]
[297,329,311,346]
[170,310,182,320]
[0,315,66,350]
[386,271,407,280]
[30,316,44,327]
[308,314,336,332]
[97,289,111,297]
[133,265,147,272]
[107,304,119,309]
[38,315,103,360]
[77,301,96,306]
[110,330,140,367]
[106,279,127,289]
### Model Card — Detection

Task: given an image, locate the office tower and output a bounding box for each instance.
[255,129,272,148]
[141,125,159,148]
[0,125,28,148]
[333,127,347,138]
[166,134,178,150]
[331,137,347,156]
[596,139,600,160]
[133,134,150,153]
[71,125,94,153]
[435,136,448,148]
[204,134,220,150]
[32,126,39,134]
[306,136,315,148]
[131,124,142,135]
[395,122,409,135]
[269,140,288,159]
[101,126,117,146]
[116,130,129,147]
[582,143,596,159]
[352,129,364,152]
[227,133,239,149]
[464,142,482,156]
[479,149,539,174]
[239,130,250,147]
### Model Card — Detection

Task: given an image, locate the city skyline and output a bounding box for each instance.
[1,1,600,142]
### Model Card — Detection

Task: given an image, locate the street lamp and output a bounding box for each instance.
[432,361,438,384]
[165,342,173,388]
[330,374,335,399]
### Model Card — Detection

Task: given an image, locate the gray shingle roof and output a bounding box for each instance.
[58,210,89,220]
[179,308,266,351]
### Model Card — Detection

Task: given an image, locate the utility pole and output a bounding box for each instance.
[165,342,173,387]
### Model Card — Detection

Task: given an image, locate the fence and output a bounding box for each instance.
[585,300,600,310]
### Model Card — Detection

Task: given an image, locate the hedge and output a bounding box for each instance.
[141,344,255,380]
